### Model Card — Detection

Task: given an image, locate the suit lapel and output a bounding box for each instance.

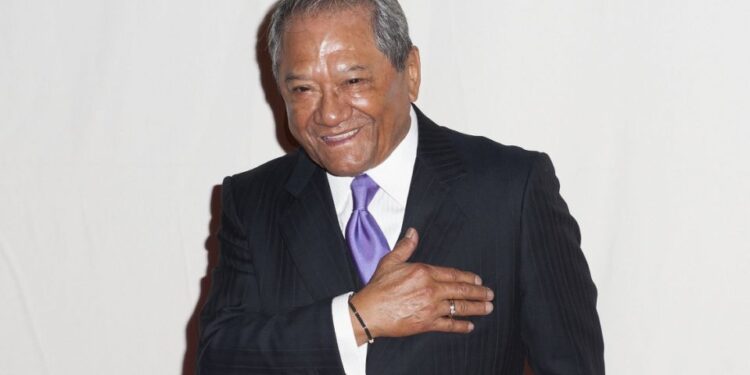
[400,107,468,265]
[368,107,470,373]
[279,151,357,300]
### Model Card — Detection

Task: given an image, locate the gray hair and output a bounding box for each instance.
[268,0,413,78]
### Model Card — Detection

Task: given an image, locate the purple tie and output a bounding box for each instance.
[346,174,390,284]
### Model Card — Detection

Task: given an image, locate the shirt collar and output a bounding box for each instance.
[327,107,419,208]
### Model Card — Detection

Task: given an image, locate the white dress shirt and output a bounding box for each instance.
[327,107,419,375]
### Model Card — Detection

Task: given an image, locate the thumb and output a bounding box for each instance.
[380,228,419,267]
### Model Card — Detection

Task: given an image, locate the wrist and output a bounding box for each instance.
[348,293,374,345]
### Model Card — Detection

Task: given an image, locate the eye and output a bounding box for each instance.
[292,86,311,93]
[347,78,363,85]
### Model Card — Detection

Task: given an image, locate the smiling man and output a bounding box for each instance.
[197,1,604,374]
[278,5,417,177]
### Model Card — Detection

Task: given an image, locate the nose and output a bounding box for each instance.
[314,88,351,127]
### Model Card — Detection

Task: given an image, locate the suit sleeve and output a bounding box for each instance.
[197,176,345,374]
[519,153,605,375]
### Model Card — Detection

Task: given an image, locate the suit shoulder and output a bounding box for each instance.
[225,150,299,190]
[219,151,301,224]
[438,125,543,177]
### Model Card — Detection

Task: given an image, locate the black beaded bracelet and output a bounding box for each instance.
[348,294,374,344]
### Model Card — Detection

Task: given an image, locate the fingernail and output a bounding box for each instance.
[485,302,494,313]
[468,322,475,331]
[487,289,494,300]
[406,228,415,238]
[475,276,482,285]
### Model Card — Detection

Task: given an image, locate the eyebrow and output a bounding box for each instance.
[284,65,370,82]
[284,74,308,83]
[341,65,368,73]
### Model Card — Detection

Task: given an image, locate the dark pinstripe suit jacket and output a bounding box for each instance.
[197,107,604,374]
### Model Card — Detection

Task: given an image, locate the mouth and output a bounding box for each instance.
[321,128,360,145]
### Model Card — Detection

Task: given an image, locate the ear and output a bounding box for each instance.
[405,46,421,102]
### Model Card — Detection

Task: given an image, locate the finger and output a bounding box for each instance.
[442,299,493,317]
[431,317,475,334]
[439,282,494,301]
[427,265,483,285]
[379,228,419,266]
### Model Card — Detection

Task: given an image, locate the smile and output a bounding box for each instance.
[321,128,360,144]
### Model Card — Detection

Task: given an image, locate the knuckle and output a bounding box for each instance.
[456,300,468,313]
[395,239,410,252]
[414,284,434,302]
[449,269,460,282]
[377,253,394,266]
[422,285,437,299]
[458,284,470,296]
[444,319,456,331]
[412,264,430,278]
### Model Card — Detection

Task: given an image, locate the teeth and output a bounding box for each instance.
[323,129,358,142]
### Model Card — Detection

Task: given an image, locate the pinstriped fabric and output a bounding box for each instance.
[413,110,466,187]
[198,156,349,374]
[520,154,604,374]
[198,107,604,374]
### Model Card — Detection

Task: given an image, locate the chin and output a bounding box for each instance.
[307,148,369,176]
[324,165,366,177]
[319,159,370,177]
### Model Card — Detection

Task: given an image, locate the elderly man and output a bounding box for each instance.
[197,0,604,374]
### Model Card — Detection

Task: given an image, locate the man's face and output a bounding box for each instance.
[276,6,420,176]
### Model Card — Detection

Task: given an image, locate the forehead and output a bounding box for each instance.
[278,7,388,74]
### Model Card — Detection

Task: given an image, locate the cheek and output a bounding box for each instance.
[349,95,376,117]
[291,124,318,148]
[286,107,314,137]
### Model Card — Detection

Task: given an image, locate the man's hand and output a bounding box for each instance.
[349,228,495,346]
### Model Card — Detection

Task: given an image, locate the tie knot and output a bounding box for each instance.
[351,174,379,211]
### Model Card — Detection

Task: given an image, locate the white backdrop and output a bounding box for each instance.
[2,0,749,374]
